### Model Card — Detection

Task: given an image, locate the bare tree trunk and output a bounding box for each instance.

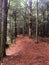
[0,0,2,59]
[29,15,32,38]
[1,0,8,58]
[15,14,17,38]
[36,0,38,43]
[28,2,32,38]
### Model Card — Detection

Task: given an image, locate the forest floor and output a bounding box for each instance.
[1,35,49,65]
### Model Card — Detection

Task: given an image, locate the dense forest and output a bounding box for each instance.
[0,0,49,65]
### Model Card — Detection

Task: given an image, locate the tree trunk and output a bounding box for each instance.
[29,16,32,38]
[0,0,2,59]
[28,4,32,38]
[15,16,17,38]
[1,0,8,58]
[36,0,38,43]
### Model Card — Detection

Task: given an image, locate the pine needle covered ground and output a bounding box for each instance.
[1,35,49,65]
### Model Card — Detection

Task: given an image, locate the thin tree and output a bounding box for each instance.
[0,0,2,59]
[27,0,32,38]
[36,0,38,43]
[13,10,17,38]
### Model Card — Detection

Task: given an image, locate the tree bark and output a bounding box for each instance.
[1,0,8,58]
[36,0,38,43]
[0,0,2,59]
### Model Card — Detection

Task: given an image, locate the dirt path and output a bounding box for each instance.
[1,35,49,65]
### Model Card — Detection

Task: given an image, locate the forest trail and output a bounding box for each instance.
[1,35,49,65]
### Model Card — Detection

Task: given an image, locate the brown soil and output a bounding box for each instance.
[1,35,49,65]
